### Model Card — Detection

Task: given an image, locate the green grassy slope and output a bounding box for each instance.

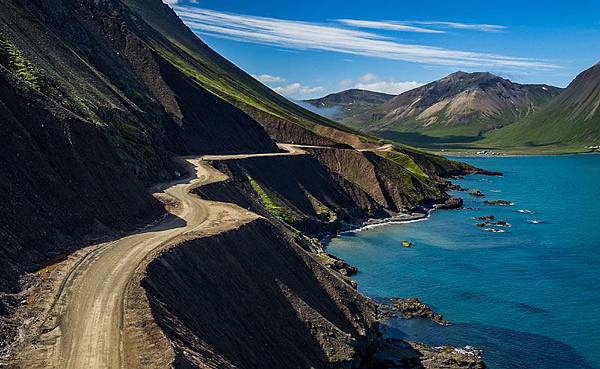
[481,63,600,153]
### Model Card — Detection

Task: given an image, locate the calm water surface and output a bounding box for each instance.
[328,155,600,369]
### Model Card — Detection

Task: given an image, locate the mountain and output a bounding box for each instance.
[0,0,483,367]
[483,62,600,151]
[308,72,562,148]
[303,89,395,123]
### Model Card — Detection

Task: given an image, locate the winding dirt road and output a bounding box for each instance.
[15,148,307,368]
[13,142,391,369]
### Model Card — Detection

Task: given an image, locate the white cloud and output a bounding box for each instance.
[337,19,445,34]
[172,6,558,70]
[252,74,286,83]
[339,73,423,95]
[163,0,197,4]
[358,73,378,83]
[339,19,507,33]
[354,80,422,95]
[273,83,324,98]
[408,21,507,33]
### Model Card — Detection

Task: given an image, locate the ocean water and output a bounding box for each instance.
[328,155,600,369]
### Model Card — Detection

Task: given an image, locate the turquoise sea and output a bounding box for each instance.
[328,155,600,369]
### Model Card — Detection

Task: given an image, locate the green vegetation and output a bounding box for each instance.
[153,40,380,145]
[378,150,429,179]
[316,253,338,267]
[480,106,600,152]
[247,175,297,223]
[0,37,43,91]
[314,201,337,223]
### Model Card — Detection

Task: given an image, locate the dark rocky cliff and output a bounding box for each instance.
[140,219,378,369]
[0,0,276,324]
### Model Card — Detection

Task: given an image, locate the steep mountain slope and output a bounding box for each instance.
[122,0,374,148]
[304,89,395,126]
[0,0,487,367]
[0,0,277,314]
[483,62,600,151]
[308,72,561,148]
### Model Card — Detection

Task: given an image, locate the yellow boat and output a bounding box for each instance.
[402,240,413,248]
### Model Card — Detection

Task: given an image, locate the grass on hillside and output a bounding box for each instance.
[153,39,383,146]
[247,175,297,224]
[0,37,43,91]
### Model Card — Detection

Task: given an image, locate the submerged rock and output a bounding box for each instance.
[484,200,514,206]
[474,215,495,221]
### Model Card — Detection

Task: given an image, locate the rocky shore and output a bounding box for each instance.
[363,298,486,368]
[378,298,450,325]
[366,338,486,369]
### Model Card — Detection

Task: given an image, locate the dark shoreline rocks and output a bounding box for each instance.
[447,183,468,192]
[366,338,486,369]
[378,298,450,325]
[316,252,358,276]
[433,197,463,210]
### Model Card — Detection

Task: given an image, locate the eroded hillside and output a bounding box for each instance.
[0,0,484,367]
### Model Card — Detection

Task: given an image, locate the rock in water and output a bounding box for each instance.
[468,189,486,197]
[484,200,514,206]
[433,197,464,210]
[379,298,450,325]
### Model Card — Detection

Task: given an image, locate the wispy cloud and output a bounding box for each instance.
[273,83,324,98]
[163,0,197,4]
[172,6,558,70]
[408,21,507,33]
[252,74,286,83]
[337,19,445,34]
[339,19,507,33]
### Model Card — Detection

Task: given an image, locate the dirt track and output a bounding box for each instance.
[13,156,270,368]
[11,143,391,368]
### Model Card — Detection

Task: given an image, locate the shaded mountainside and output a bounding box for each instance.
[308,72,561,148]
[122,0,372,149]
[483,62,600,151]
[0,0,486,367]
[0,0,277,304]
[138,219,378,369]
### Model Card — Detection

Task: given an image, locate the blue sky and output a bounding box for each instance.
[165,0,600,99]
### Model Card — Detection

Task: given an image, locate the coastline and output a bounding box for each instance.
[320,211,432,246]
[432,149,600,158]
[341,212,431,234]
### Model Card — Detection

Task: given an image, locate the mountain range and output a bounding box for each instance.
[306,68,600,151]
